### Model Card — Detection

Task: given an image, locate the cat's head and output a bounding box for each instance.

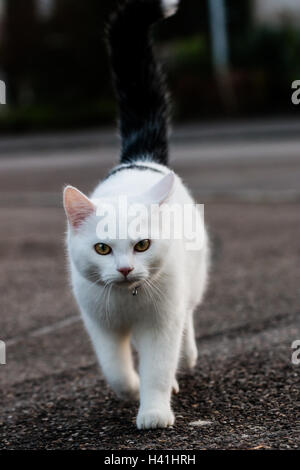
[63,172,175,289]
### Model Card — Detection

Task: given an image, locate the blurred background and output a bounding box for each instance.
[1,0,300,131]
[0,0,300,450]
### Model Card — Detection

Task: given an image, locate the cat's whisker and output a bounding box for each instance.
[141,281,153,304]
[143,279,161,317]
[87,277,102,290]
[106,283,113,323]
[146,277,172,311]
[146,277,164,297]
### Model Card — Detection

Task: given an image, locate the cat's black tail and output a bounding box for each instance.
[107,0,175,166]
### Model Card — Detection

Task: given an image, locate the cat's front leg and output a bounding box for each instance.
[83,315,139,401]
[135,319,183,429]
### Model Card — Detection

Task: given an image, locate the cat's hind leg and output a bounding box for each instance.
[172,378,179,395]
[182,311,198,370]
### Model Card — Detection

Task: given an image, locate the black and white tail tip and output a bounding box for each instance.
[162,0,179,18]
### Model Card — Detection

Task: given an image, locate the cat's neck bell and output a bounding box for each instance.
[132,286,139,296]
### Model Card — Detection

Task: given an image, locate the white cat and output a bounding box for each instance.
[63,0,209,430]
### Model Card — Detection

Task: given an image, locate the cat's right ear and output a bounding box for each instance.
[63,186,95,229]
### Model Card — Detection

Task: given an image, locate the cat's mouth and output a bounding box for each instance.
[113,277,143,291]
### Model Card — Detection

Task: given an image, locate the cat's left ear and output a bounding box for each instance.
[63,185,95,229]
[142,172,175,205]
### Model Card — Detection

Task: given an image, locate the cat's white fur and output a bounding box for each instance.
[64,159,209,429]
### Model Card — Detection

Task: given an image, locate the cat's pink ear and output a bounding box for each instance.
[142,172,175,205]
[63,186,95,229]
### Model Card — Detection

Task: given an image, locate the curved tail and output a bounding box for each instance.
[107,0,178,166]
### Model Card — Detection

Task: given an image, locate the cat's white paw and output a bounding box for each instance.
[183,343,198,370]
[172,378,179,395]
[186,348,198,369]
[137,407,175,429]
[113,374,140,401]
[162,0,179,18]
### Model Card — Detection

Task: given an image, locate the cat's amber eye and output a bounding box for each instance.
[94,243,112,256]
[134,239,151,253]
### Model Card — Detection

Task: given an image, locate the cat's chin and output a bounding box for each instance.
[113,278,144,291]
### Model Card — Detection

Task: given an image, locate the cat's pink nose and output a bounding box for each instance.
[118,267,134,278]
